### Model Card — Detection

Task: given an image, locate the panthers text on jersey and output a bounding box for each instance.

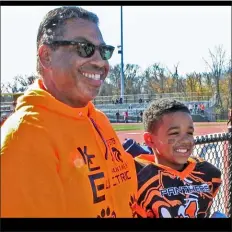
[135,155,221,218]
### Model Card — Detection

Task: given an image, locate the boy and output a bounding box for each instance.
[134,99,222,218]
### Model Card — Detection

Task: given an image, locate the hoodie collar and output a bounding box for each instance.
[15,78,96,119]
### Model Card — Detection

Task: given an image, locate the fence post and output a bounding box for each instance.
[228,124,232,217]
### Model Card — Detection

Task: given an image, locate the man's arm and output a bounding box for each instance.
[1,124,66,217]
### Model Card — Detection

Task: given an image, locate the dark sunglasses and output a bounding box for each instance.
[47,40,115,60]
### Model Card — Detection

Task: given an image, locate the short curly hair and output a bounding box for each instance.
[36,6,99,74]
[143,98,191,133]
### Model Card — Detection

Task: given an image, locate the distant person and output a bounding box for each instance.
[139,110,143,122]
[126,111,129,122]
[124,111,128,123]
[134,99,222,218]
[1,6,137,218]
[197,104,201,114]
[188,103,193,114]
[119,97,123,104]
[200,104,205,115]
[139,98,143,104]
[116,111,120,123]
[136,112,140,123]
[194,103,198,114]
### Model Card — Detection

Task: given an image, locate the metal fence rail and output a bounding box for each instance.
[193,132,232,217]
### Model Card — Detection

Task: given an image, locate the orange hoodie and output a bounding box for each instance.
[1,79,137,218]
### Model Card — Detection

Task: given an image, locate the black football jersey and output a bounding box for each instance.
[135,155,221,218]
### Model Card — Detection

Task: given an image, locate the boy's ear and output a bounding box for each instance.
[144,132,154,147]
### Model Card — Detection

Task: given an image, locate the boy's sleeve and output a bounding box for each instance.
[133,161,157,218]
[193,157,222,198]
[1,124,66,217]
[134,159,146,174]
[211,168,222,198]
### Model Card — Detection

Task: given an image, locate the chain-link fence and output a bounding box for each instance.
[193,131,232,217]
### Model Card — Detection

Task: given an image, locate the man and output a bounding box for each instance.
[1,6,137,218]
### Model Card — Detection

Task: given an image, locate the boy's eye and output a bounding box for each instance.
[168,131,194,136]
[168,132,179,135]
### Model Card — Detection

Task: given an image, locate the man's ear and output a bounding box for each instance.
[38,44,52,70]
[144,132,154,148]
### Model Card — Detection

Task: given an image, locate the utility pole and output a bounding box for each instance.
[118,6,124,100]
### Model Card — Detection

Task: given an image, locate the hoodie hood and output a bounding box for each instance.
[15,78,95,119]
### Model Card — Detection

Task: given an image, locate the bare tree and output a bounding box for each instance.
[144,63,167,94]
[1,83,8,93]
[123,64,142,94]
[186,72,198,93]
[173,62,180,92]
[165,63,182,93]
[99,82,114,96]
[107,64,143,95]
[203,45,227,109]
[13,74,37,92]
[107,65,121,95]
[2,74,37,94]
[6,81,19,94]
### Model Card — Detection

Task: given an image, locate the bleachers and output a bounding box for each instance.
[1,92,215,123]
[96,103,148,111]
[96,100,212,123]
[93,92,213,106]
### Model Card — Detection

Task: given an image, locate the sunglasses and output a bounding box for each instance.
[48,40,115,60]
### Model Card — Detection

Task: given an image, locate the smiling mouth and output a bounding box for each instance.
[174,148,191,156]
[80,71,103,81]
[175,148,188,153]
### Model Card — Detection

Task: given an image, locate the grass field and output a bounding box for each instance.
[112,124,143,131]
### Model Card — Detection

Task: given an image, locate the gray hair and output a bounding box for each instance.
[36,6,99,74]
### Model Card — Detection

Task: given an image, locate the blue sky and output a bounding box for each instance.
[1,6,231,84]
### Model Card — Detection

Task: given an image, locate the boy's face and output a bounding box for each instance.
[144,111,194,170]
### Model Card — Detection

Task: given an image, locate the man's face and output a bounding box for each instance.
[144,111,195,170]
[42,19,110,107]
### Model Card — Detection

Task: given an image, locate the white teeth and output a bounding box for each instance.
[176,149,188,153]
[95,74,101,79]
[82,73,88,78]
[82,72,101,80]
